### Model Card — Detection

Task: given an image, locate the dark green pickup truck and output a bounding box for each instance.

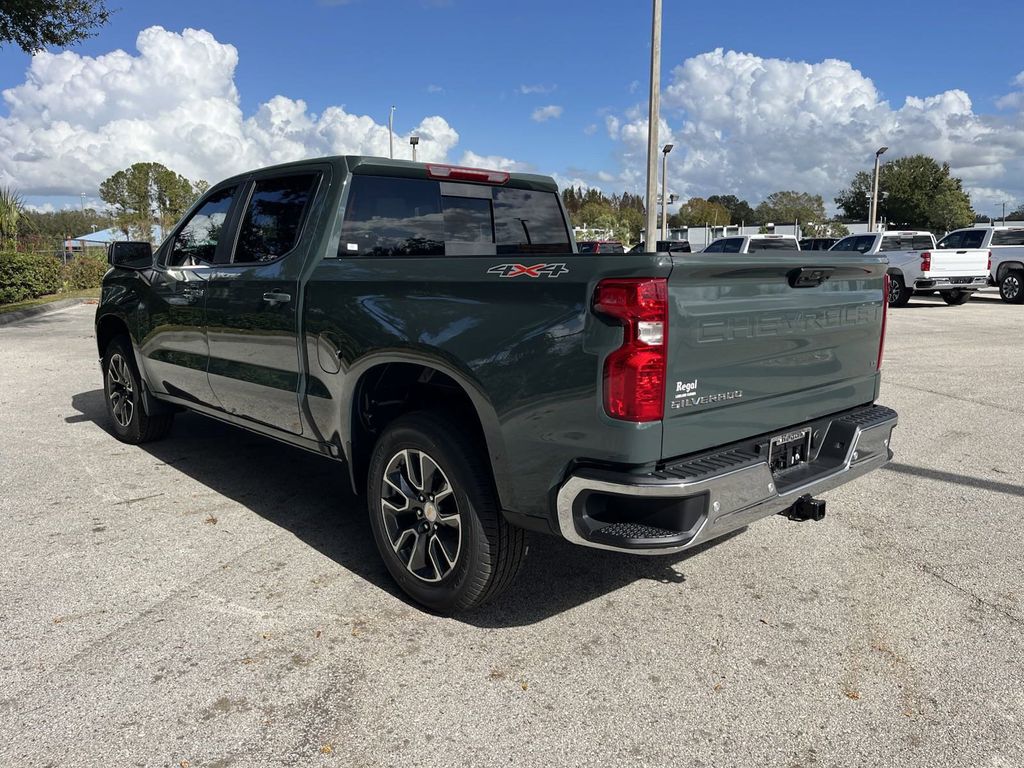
[95,156,898,613]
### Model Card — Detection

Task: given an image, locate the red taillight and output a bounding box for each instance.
[988,250,992,271]
[920,252,931,272]
[425,164,510,184]
[593,278,668,422]
[878,274,890,371]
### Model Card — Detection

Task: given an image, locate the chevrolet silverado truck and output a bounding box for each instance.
[831,230,989,307]
[936,225,1024,304]
[95,156,898,613]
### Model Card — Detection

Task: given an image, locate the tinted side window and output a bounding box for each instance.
[493,188,570,255]
[855,236,876,253]
[937,232,964,249]
[960,230,986,249]
[168,186,237,267]
[234,174,318,264]
[721,239,743,253]
[340,176,443,258]
[832,237,856,251]
[992,229,1024,246]
[598,243,625,254]
[703,241,724,253]
[879,236,903,252]
[912,235,934,251]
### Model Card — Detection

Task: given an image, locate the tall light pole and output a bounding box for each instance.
[644,0,662,250]
[868,146,888,232]
[1002,201,1007,224]
[388,105,396,159]
[410,135,420,162]
[660,143,673,241]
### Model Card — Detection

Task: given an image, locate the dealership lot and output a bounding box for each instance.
[0,295,1021,767]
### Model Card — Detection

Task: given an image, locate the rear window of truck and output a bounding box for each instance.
[339,175,570,257]
[748,239,794,251]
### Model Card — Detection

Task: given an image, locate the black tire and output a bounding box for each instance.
[887,273,913,307]
[940,289,972,306]
[367,411,526,614]
[102,336,174,444]
[999,270,1024,304]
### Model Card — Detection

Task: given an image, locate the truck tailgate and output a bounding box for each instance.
[926,248,989,277]
[662,252,886,458]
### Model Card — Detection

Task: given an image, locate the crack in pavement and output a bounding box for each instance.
[919,563,1023,627]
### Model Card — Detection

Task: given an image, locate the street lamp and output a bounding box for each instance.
[869,146,888,232]
[409,135,420,162]
[660,143,673,241]
[644,0,663,251]
[388,105,396,159]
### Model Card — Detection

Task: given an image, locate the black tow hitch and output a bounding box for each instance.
[782,494,826,522]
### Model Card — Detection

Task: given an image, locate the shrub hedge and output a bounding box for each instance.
[0,252,109,305]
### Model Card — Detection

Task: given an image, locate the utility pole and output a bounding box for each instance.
[388,105,396,159]
[1003,201,1007,224]
[868,146,887,232]
[644,0,662,251]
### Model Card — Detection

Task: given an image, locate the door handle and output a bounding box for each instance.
[262,291,292,306]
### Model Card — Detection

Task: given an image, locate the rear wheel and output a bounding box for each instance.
[999,270,1024,304]
[940,289,972,306]
[102,336,174,443]
[887,274,913,307]
[367,411,526,614]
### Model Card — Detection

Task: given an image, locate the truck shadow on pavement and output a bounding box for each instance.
[69,389,721,627]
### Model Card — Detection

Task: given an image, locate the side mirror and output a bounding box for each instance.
[108,241,153,269]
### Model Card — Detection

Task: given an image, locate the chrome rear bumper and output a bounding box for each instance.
[555,405,898,555]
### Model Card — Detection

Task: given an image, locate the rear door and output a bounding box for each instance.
[661,251,886,457]
[205,167,326,433]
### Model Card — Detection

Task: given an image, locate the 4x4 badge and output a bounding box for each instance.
[487,263,569,278]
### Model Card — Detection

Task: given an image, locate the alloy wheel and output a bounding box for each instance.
[380,448,462,583]
[106,353,135,428]
[1003,274,1021,301]
[887,277,902,304]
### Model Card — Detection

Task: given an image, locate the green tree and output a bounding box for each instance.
[835,155,975,231]
[99,162,207,241]
[1009,205,1024,221]
[0,185,26,249]
[803,220,850,238]
[755,191,826,226]
[0,0,111,53]
[707,194,757,225]
[671,197,731,227]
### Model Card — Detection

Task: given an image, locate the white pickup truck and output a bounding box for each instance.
[703,233,800,253]
[830,230,989,307]
[936,226,1024,304]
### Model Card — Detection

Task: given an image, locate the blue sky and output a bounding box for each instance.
[2,0,1023,214]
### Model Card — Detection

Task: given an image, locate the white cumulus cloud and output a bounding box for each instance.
[611,48,1024,213]
[531,105,563,123]
[0,26,464,196]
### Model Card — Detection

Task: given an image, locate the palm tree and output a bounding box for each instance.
[0,186,26,251]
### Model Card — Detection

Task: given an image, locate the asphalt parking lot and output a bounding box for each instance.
[1,292,1022,767]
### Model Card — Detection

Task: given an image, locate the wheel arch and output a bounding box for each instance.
[95,313,130,358]
[996,260,1024,281]
[344,355,512,509]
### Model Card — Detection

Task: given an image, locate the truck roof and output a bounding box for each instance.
[213,155,559,194]
[877,230,932,237]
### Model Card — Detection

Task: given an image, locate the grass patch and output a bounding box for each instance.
[0,288,100,315]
